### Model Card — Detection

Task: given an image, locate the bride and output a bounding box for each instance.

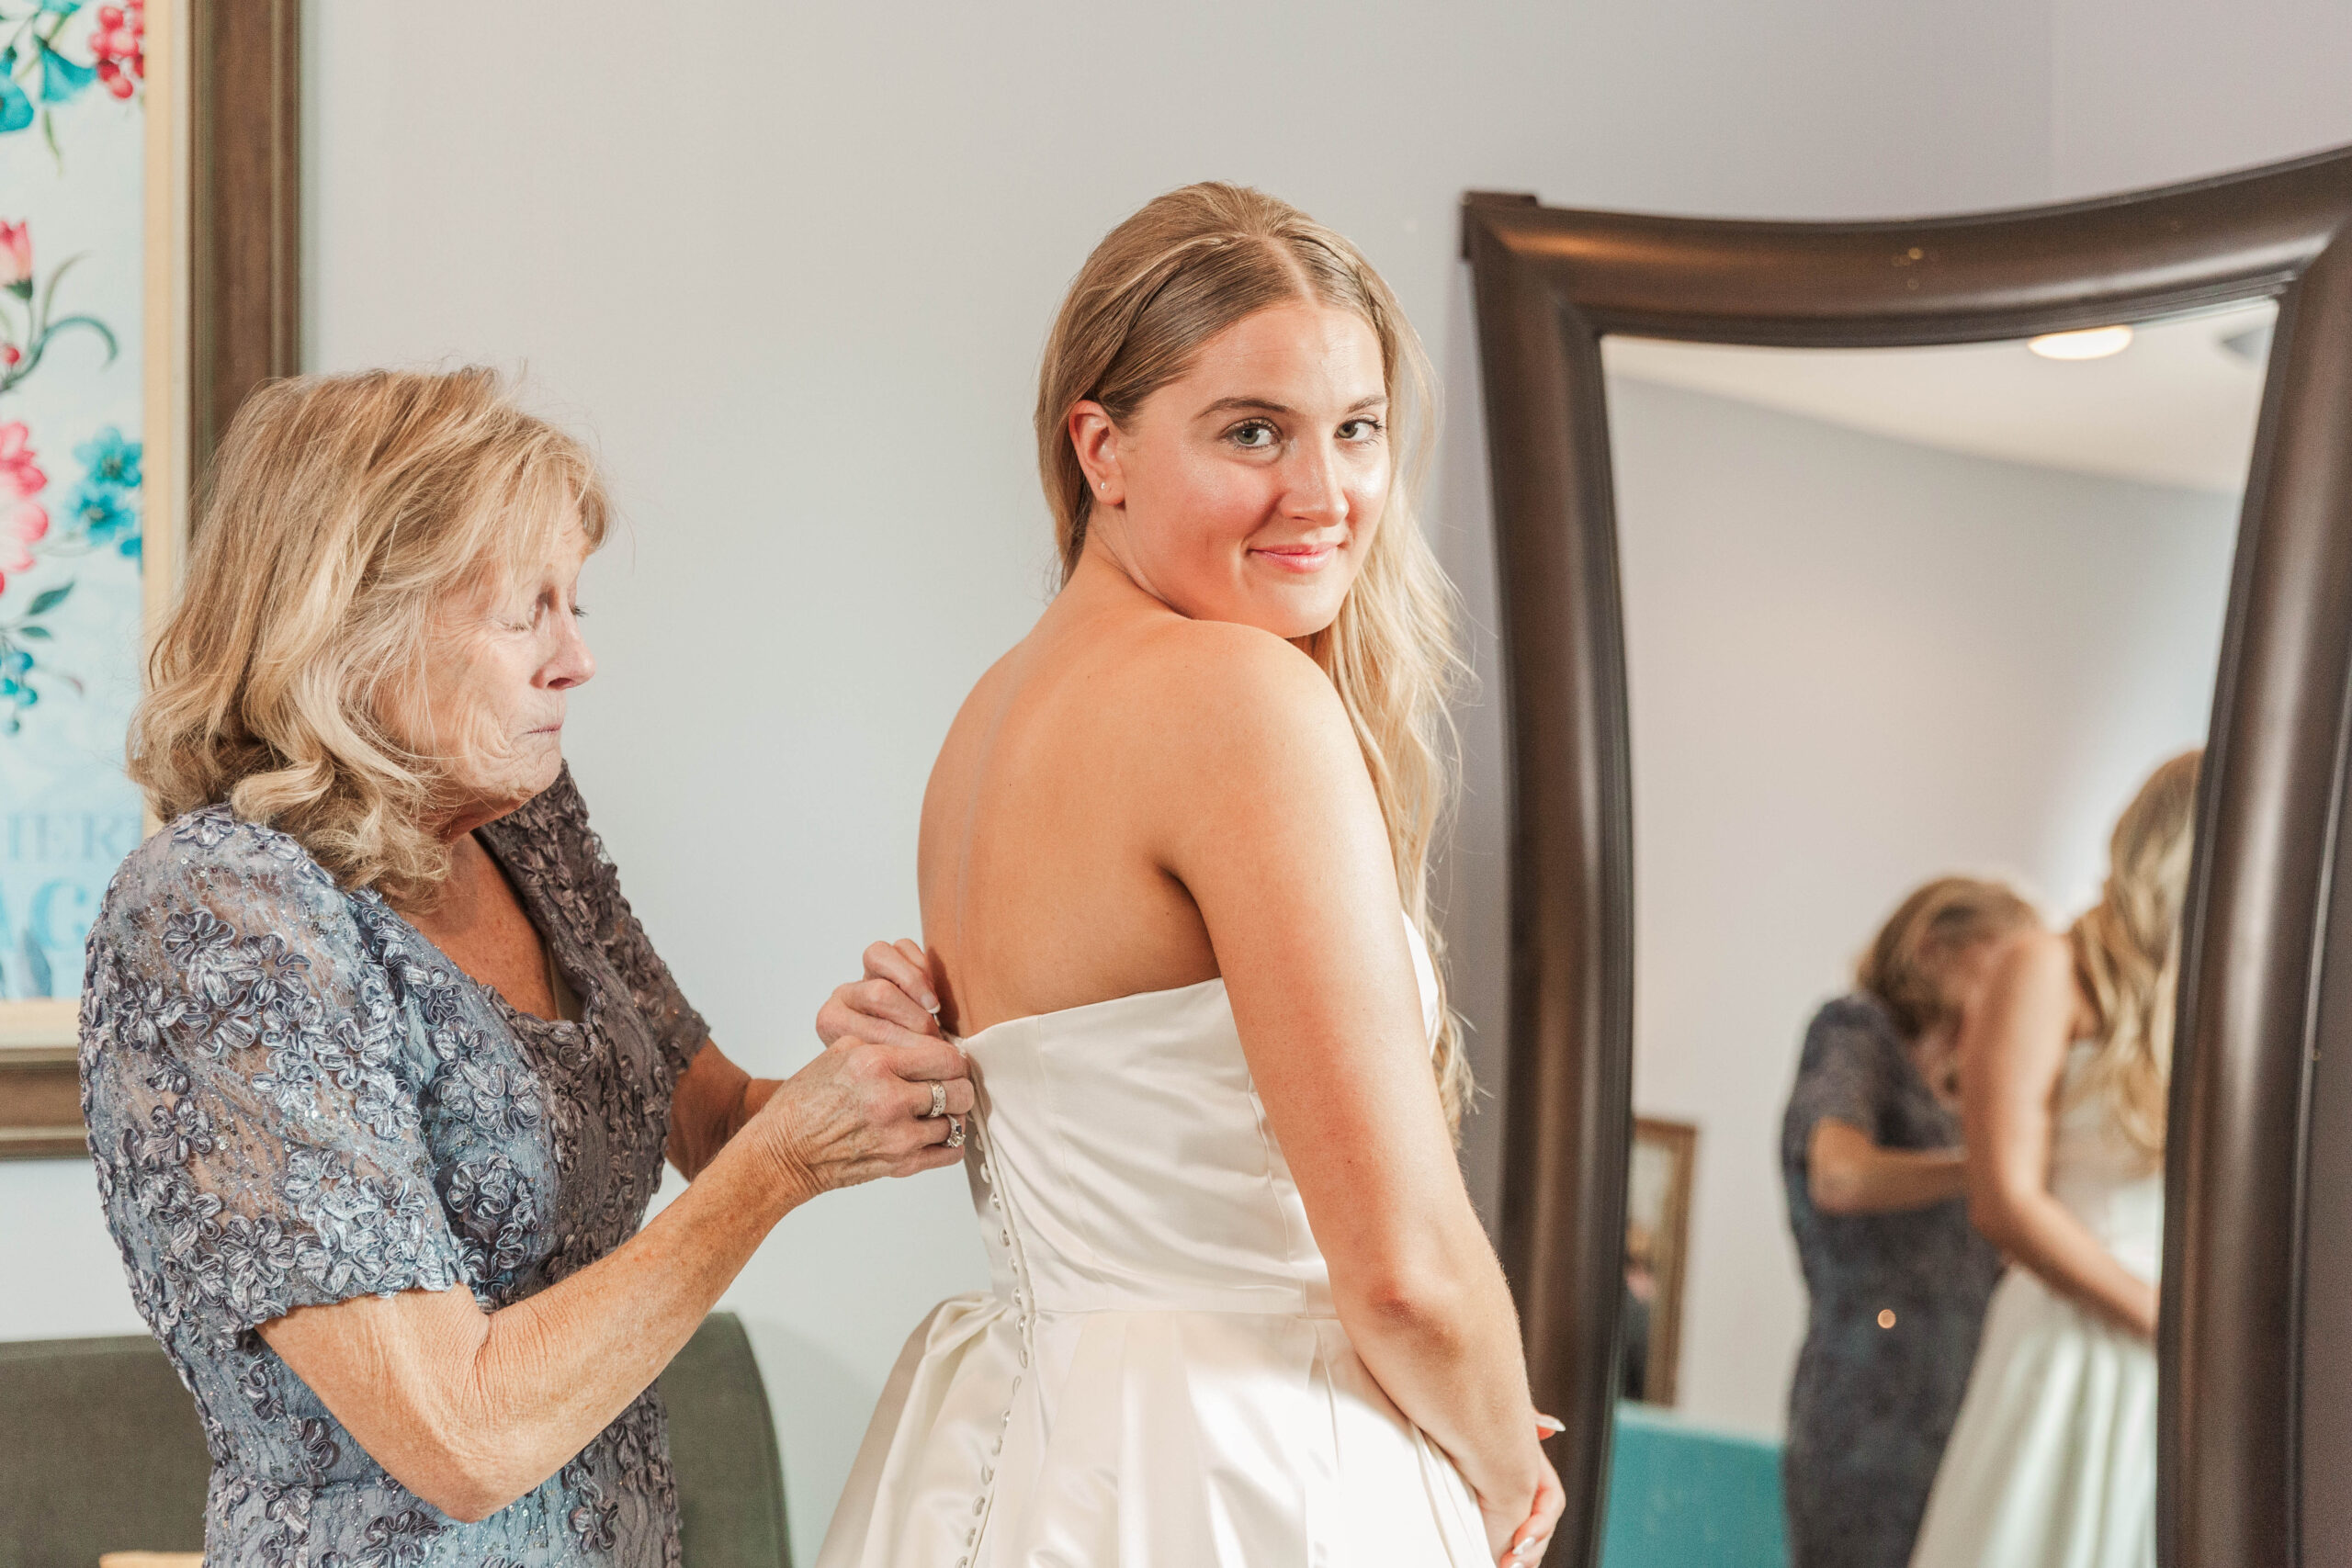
[816,184,1562,1567]
[1908,750,2199,1568]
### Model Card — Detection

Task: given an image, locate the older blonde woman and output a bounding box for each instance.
[78,368,967,1567]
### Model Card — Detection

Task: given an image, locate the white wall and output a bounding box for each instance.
[4,0,2342,1556]
[1609,377,2237,1436]
[2052,0,2352,199]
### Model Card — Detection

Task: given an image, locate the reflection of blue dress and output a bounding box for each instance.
[1780,996,2002,1568]
[78,769,707,1566]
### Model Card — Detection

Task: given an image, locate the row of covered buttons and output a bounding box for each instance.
[963,1124,1037,1566]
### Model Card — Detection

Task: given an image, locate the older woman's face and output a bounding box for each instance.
[404,519,595,824]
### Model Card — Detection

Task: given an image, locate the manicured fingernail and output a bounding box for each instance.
[1534,1414,1565,1434]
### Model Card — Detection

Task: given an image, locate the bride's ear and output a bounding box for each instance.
[1068,400,1125,510]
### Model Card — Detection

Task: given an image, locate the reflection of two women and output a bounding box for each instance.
[1782,750,2198,1568]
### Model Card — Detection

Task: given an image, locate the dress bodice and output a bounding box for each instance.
[818,921,1484,1568]
[955,922,1442,1320]
[2049,1043,2165,1284]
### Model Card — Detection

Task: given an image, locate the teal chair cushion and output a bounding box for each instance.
[1601,1402,1790,1568]
[0,1313,789,1568]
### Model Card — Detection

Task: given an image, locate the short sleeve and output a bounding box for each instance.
[1783,996,1900,1154]
[80,813,465,1346]
[485,767,710,1078]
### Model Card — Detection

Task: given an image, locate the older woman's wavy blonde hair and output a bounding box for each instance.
[130,367,607,908]
[1856,874,2041,1041]
[2070,748,2202,1162]
[1035,182,1472,1126]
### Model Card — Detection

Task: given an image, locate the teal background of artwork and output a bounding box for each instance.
[0,42,143,1003]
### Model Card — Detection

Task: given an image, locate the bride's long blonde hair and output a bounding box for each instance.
[2070,749,2202,1160]
[1035,182,1470,1127]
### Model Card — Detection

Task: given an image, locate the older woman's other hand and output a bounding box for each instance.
[756,1030,973,1198]
[818,938,945,1048]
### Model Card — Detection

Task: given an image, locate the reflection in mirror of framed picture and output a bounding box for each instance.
[1623,1116,1696,1406]
[0,0,298,1160]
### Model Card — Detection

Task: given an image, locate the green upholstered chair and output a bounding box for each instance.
[0,1313,791,1568]
[1600,1401,1790,1568]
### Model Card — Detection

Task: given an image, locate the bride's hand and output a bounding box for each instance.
[1490,1419,1565,1564]
[817,939,945,1048]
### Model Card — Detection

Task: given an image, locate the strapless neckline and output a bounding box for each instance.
[951,972,1228,1052]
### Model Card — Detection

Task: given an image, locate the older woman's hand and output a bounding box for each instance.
[818,938,945,1048]
[753,1029,974,1197]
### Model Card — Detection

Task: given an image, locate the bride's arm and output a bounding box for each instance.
[1961,931,2161,1338]
[1146,626,1552,1562]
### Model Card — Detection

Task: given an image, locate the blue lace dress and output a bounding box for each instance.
[78,768,708,1567]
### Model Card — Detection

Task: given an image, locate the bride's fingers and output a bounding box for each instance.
[848,976,940,1036]
[864,939,940,1013]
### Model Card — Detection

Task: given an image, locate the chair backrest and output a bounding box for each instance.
[0,1335,211,1568]
[658,1312,794,1568]
[0,1314,790,1568]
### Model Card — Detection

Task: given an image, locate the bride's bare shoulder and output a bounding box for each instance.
[1112,616,1353,754]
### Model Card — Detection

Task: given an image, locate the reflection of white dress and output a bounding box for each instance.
[816,925,1487,1567]
[1908,1045,2160,1568]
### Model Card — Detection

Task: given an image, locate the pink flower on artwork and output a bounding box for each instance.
[0,498,46,579]
[0,423,44,499]
[0,222,28,291]
[91,6,146,97]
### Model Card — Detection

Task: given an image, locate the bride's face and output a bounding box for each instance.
[1071,300,1391,641]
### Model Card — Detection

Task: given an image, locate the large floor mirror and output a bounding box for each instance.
[1466,149,2352,1568]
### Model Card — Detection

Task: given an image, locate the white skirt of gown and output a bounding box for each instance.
[1908,1049,2160,1568]
[815,929,1487,1567]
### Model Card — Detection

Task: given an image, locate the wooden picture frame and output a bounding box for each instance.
[1623,1116,1695,1408]
[1463,145,2352,1568]
[0,0,298,1159]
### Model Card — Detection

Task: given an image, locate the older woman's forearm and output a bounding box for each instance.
[266,1130,811,1522]
[266,1031,967,1521]
[273,1144,808,1520]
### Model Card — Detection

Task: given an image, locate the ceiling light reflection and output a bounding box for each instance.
[2028,324,2135,361]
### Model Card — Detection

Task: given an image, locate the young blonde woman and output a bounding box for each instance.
[816,185,1561,1567]
[1908,750,2201,1568]
[1780,876,2037,1568]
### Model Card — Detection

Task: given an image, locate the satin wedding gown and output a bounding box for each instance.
[1907,1044,2160,1568]
[815,922,1487,1567]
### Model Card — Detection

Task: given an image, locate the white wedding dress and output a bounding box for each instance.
[1907,1044,2161,1568]
[815,923,1487,1567]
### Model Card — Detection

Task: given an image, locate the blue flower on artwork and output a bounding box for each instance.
[37,43,93,105]
[66,481,137,552]
[76,427,141,490]
[0,55,32,134]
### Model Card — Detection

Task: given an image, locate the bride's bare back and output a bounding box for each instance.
[918,566,1228,1037]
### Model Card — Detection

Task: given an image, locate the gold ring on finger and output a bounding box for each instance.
[927,1081,947,1119]
[945,1115,965,1148]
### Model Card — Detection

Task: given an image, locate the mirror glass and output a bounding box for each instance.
[1599,301,2273,1567]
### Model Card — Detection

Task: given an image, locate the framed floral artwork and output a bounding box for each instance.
[0,0,297,1158]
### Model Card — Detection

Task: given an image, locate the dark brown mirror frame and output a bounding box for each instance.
[1464,143,2352,1568]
